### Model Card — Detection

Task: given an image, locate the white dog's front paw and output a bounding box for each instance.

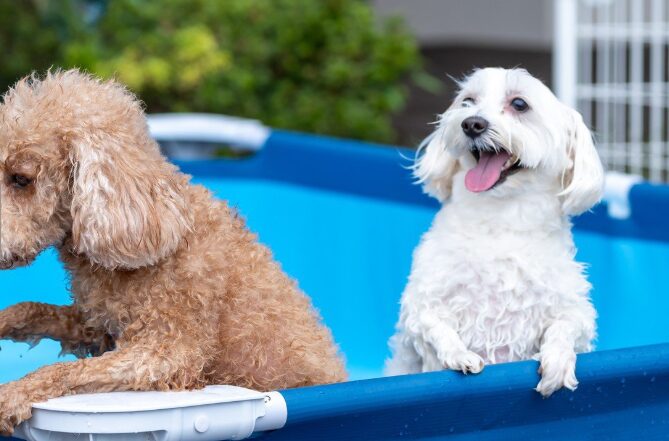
[440,349,485,374]
[535,347,578,397]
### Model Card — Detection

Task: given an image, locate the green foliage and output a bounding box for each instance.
[0,1,59,90]
[0,0,425,142]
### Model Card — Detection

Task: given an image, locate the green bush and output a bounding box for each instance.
[0,1,61,91]
[0,0,427,142]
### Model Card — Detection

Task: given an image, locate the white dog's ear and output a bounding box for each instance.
[68,129,192,270]
[559,108,605,215]
[414,126,460,202]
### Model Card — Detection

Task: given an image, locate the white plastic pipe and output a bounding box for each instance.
[13,386,287,441]
[147,113,271,151]
[553,0,578,108]
[603,171,642,219]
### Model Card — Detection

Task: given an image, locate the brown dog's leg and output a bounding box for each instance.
[0,324,210,435]
[0,302,112,356]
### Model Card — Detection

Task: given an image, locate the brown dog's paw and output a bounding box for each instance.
[0,418,16,437]
[0,390,33,436]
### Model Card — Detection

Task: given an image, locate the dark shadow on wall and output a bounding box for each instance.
[395,46,552,147]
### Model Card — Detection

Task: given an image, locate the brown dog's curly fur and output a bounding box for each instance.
[0,70,347,435]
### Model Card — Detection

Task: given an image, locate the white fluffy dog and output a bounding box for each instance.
[386,68,604,396]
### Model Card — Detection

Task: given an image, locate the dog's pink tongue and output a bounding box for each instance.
[465,150,511,193]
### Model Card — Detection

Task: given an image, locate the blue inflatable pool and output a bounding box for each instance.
[2,126,669,440]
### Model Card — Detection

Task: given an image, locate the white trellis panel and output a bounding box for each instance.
[554,0,669,182]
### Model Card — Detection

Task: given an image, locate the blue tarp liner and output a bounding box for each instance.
[2,130,669,439]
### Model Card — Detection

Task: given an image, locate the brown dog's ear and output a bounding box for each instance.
[69,130,191,269]
[67,90,192,269]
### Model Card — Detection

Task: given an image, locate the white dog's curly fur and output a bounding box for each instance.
[386,68,604,396]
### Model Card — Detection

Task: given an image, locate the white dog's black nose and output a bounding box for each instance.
[461,116,488,138]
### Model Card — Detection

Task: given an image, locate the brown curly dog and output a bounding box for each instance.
[0,70,347,435]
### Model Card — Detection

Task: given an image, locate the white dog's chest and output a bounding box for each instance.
[434,266,548,363]
[390,194,595,375]
[403,221,586,365]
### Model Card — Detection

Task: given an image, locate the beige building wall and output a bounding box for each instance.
[373,0,554,49]
[372,0,555,144]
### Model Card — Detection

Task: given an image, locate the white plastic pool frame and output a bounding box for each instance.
[147,113,270,159]
[554,0,669,182]
[14,386,287,441]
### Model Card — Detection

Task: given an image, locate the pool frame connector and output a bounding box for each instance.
[13,386,287,441]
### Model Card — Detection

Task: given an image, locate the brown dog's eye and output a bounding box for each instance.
[10,174,32,188]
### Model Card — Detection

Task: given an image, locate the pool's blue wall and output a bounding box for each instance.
[265,344,669,441]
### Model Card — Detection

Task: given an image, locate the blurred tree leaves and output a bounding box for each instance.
[0,0,427,142]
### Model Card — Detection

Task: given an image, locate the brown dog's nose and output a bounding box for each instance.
[461,116,488,138]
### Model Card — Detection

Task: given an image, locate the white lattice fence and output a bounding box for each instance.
[554,0,669,181]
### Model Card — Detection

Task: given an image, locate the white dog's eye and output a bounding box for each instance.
[510,97,529,112]
[461,97,475,108]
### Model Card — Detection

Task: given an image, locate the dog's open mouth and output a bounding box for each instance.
[465,148,523,193]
